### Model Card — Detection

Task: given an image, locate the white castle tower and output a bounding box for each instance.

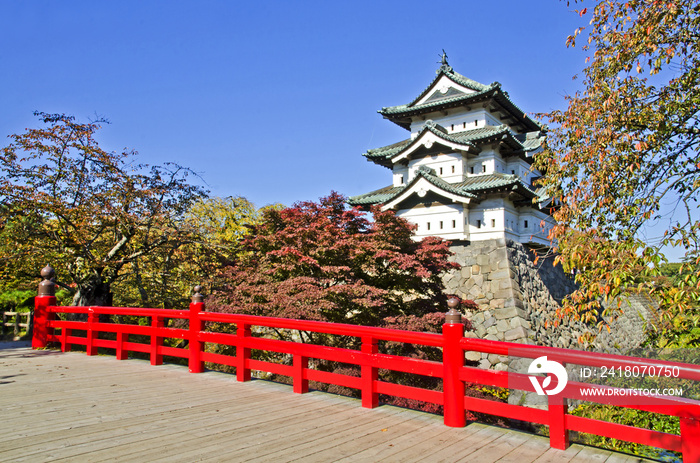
[349,54,555,247]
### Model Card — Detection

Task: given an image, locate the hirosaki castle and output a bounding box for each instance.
[349,56,555,247]
[348,55,654,357]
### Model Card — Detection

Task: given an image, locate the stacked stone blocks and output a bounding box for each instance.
[442,238,655,371]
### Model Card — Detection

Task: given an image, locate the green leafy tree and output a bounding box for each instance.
[185,196,284,275]
[113,196,283,309]
[535,1,700,330]
[0,112,207,307]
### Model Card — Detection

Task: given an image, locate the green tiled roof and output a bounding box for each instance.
[378,66,542,132]
[418,169,478,199]
[406,67,490,108]
[363,124,543,167]
[347,184,404,206]
[348,172,544,207]
[515,132,546,152]
[380,85,496,117]
[457,173,526,192]
[364,138,413,162]
[349,170,475,207]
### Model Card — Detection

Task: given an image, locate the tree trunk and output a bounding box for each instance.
[69,277,113,322]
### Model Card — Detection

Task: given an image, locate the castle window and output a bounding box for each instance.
[452,220,456,228]
[451,124,454,131]
[511,170,515,175]
[470,166,474,174]
[463,122,466,128]
[451,165,455,173]
[440,221,443,229]
[400,175,404,184]
[491,219,496,227]
[439,167,443,175]
[482,165,486,173]
[476,220,481,228]
[524,220,529,229]
[475,120,478,126]
[427,222,431,231]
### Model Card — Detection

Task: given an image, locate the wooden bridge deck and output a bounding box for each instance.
[0,343,652,462]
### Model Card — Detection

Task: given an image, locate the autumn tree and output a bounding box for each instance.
[535,1,700,332]
[0,112,207,307]
[206,192,484,411]
[185,196,283,271]
[207,192,459,334]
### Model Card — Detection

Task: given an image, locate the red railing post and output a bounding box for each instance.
[442,297,466,427]
[237,322,251,381]
[150,315,164,365]
[61,326,72,352]
[361,336,378,408]
[548,392,569,449]
[86,309,98,356]
[189,286,205,373]
[116,330,128,360]
[681,416,700,462]
[33,265,57,349]
[293,354,309,394]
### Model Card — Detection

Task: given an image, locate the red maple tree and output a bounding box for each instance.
[207,192,459,331]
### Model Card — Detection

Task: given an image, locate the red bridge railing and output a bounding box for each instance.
[32,267,700,461]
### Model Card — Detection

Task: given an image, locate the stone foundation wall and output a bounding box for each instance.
[443,239,530,345]
[441,239,658,369]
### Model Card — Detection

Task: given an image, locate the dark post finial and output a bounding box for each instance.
[445,296,462,324]
[191,285,204,304]
[38,265,56,297]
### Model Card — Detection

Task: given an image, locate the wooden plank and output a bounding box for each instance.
[140,394,401,463]
[0,346,659,463]
[454,428,532,462]
[570,444,618,462]
[1,376,327,460]
[279,409,448,462]
[0,370,277,437]
[331,412,454,462]
[202,404,419,461]
[604,453,649,462]
[20,390,345,462]
[532,445,585,463]
[412,424,508,463]
[486,431,551,462]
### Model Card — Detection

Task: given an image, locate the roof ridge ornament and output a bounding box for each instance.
[437,49,452,74]
[424,119,447,134]
[416,165,437,176]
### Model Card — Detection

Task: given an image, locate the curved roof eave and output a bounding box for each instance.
[380,84,543,133]
[388,124,476,164]
[405,67,490,108]
[381,172,476,211]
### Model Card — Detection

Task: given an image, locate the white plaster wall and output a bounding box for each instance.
[467,151,498,175]
[407,152,462,183]
[504,159,545,187]
[518,209,556,246]
[392,165,408,187]
[467,198,507,241]
[410,109,488,134]
[397,203,466,240]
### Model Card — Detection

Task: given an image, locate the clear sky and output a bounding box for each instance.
[0,0,589,208]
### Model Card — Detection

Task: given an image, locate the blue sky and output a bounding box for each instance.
[0,1,588,208]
